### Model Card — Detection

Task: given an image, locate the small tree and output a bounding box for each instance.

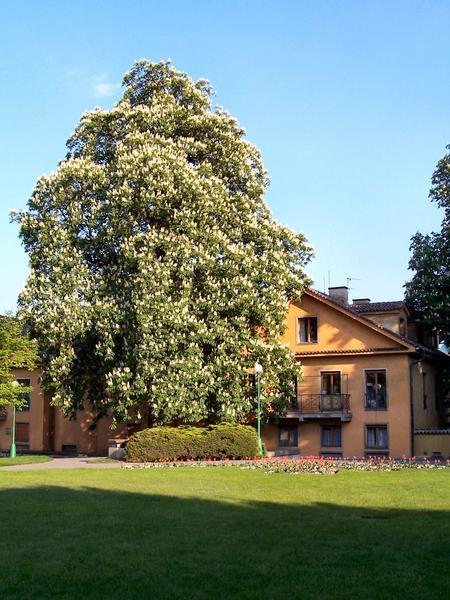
[14,60,312,425]
[0,315,38,409]
[405,145,450,346]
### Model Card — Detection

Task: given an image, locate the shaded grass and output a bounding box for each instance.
[0,455,53,467]
[0,468,449,599]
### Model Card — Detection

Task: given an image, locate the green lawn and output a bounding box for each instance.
[0,468,449,599]
[0,455,53,467]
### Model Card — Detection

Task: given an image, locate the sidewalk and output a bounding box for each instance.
[0,456,122,471]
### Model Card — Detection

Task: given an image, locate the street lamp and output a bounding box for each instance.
[254,363,263,456]
[10,380,19,459]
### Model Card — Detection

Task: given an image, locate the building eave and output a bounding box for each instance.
[295,347,411,358]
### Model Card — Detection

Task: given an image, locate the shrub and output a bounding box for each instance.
[125,424,259,462]
[205,423,259,459]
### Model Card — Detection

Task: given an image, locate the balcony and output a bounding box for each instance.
[287,394,352,422]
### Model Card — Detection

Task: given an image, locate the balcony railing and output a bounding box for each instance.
[289,394,351,415]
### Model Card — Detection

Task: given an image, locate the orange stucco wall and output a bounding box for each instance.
[52,409,128,455]
[411,359,441,430]
[359,308,409,336]
[414,433,450,457]
[0,369,46,452]
[0,370,127,455]
[282,294,402,352]
[264,294,434,458]
[263,353,414,458]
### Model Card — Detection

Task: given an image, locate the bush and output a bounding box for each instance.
[125,424,259,462]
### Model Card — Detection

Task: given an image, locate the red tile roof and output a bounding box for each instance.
[296,347,407,356]
[351,301,406,313]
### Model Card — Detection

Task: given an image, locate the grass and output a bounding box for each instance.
[0,454,53,467]
[0,468,449,599]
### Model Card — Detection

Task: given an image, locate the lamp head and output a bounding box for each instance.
[254,363,263,374]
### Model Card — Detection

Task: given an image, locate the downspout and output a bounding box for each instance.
[409,348,424,457]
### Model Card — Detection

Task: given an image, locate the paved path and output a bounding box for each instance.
[0,457,122,471]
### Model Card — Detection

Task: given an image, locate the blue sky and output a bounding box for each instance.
[1,0,449,312]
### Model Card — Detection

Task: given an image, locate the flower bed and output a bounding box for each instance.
[122,455,450,474]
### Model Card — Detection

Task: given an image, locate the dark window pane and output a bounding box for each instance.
[16,378,31,412]
[365,370,387,409]
[378,427,388,448]
[309,318,317,342]
[279,429,289,446]
[299,319,307,342]
[279,425,298,447]
[366,426,376,448]
[334,427,342,447]
[422,373,428,410]
[322,426,341,447]
[299,318,318,343]
[366,425,388,449]
[16,422,29,443]
[322,372,341,395]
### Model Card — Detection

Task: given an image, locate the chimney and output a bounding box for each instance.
[352,298,371,306]
[328,286,349,304]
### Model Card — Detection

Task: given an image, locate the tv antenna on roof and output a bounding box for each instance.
[346,277,360,288]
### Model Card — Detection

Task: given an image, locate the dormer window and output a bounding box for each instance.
[299,317,318,343]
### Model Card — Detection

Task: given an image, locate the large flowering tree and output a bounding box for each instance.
[15,60,312,426]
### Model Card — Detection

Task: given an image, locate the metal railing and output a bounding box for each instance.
[290,394,351,414]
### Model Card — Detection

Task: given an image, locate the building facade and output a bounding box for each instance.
[262,287,449,458]
[1,286,449,457]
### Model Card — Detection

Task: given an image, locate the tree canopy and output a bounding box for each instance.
[0,315,38,409]
[15,60,312,425]
[405,145,450,346]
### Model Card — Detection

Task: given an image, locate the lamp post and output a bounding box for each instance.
[254,363,263,456]
[10,380,19,458]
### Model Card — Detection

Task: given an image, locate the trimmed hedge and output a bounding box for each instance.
[125,424,259,462]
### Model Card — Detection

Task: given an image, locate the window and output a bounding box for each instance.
[365,370,387,409]
[399,317,406,336]
[299,317,318,343]
[435,374,441,411]
[16,378,31,412]
[321,425,341,447]
[16,422,30,447]
[279,423,298,447]
[365,425,388,449]
[422,372,428,410]
[321,372,341,395]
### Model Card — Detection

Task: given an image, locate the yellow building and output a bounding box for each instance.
[1,286,449,457]
[263,287,449,458]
